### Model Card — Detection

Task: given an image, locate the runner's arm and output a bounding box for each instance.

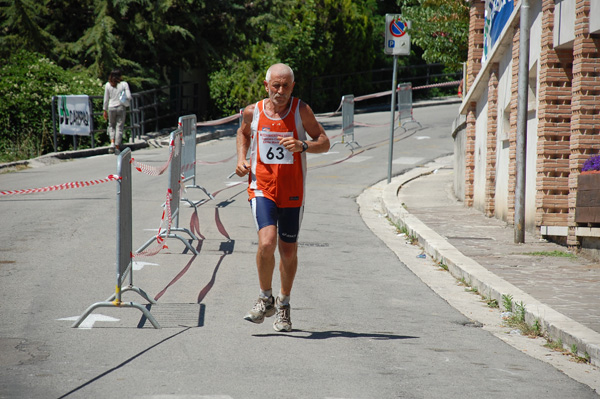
[298,101,330,154]
[236,105,255,177]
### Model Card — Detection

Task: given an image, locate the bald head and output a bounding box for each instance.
[265,63,295,83]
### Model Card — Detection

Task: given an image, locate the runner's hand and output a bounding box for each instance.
[278,136,300,152]
[235,160,250,177]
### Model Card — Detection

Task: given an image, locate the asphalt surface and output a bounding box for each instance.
[1,101,599,398]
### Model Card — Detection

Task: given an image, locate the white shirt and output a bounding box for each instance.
[103,81,131,110]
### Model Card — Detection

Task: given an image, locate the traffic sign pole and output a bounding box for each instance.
[387,55,398,184]
[385,13,409,183]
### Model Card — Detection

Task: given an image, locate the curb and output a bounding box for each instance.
[381,166,600,368]
[0,141,149,171]
[0,127,238,171]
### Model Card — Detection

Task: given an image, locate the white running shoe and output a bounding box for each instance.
[244,296,275,324]
[273,297,292,332]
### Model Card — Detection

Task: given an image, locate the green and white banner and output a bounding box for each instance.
[58,95,92,136]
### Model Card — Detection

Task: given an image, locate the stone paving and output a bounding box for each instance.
[397,157,600,335]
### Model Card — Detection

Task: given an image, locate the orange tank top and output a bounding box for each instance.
[247,97,307,207]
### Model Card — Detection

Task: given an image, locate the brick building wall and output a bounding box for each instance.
[536,0,573,230]
[568,0,600,246]
[467,1,486,94]
[465,102,477,207]
[485,63,499,216]
[507,22,521,224]
[464,1,486,207]
[462,0,599,247]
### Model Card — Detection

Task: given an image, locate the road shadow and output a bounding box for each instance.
[252,329,418,340]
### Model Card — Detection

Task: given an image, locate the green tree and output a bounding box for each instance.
[208,0,381,115]
[0,0,59,58]
[0,50,103,162]
[398,0,469,71]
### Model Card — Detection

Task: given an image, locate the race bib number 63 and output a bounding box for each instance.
[259,131,294,164]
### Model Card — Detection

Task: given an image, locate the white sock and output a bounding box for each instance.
[278,293,290,306]
[260,289,272,299]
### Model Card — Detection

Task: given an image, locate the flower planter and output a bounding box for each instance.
[576,171,600,224]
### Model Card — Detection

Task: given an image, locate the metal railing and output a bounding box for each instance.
[52,83,200,152]
[308,64,461,112]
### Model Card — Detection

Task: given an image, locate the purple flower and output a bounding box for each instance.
[582,154,600,172]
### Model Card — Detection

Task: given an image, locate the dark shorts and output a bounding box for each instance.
[250,197,304,243]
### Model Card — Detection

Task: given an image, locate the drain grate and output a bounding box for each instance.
[138,303,205,328]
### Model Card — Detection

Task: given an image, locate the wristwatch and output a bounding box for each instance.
[301,141,308,153]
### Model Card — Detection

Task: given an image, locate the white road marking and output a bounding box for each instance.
[133,261,159,271]
[392,157,424,165]
[58,314,120,329]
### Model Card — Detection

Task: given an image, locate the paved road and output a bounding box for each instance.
[1,103,597,398]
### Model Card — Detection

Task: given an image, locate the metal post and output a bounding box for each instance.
[89,96,95,149]
[51,96,58,153]
[387,55,398,184]
[515,0,530,243]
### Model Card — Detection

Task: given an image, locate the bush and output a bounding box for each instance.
[0,50,103,163]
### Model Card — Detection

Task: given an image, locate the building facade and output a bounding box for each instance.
[455,0,600,256]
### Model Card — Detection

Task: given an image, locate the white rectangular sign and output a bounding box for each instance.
[58,95,92,136]
[385,14,411,56]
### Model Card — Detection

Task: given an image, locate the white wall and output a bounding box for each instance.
[473,90,489,212]
[530,0,543,64]
[494,48,513,222]
[591,1,600,34]
[526,109,539,231]
[554,0,576,48]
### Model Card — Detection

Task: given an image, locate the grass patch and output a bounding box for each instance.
[391,220,418,245]
[500,295,543,338]
[523,250,576,259]
[544,338,591,364]
[502,294,513,312]
[485,297,499,308]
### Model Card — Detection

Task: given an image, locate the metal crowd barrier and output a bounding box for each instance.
[179,114,214,207]
[73,148,161,329]
[136,128,200,255]
[330,95,360,150]
[397,83,422,129]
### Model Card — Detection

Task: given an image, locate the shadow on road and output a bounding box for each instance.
[253,330,418,340]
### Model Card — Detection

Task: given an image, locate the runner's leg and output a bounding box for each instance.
[278,240,298,296]
[256,225,277,291]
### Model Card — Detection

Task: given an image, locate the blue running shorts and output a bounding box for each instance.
[250,197,304,243]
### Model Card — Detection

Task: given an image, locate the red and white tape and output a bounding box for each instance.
[413,80,461,90]
[134,188,173,258]
[130,137,178,176]
[0,174,121,196]
[196,113,240,127]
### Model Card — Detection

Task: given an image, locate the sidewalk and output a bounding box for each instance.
[381,155,600,368]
